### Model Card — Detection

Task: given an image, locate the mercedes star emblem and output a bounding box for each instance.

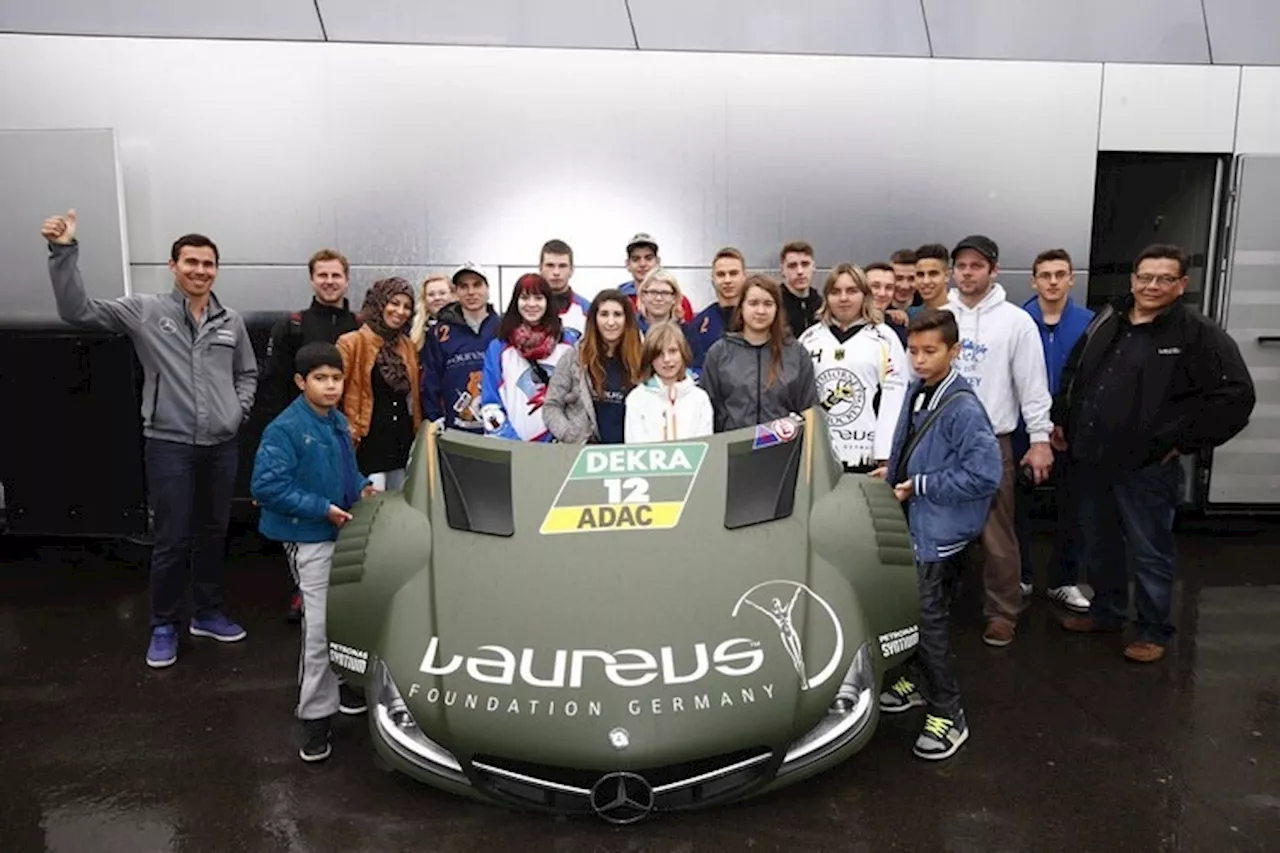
[608,727,630,750]
[589,771,655,825]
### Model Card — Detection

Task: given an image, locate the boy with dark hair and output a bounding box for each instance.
[877,309,1003,760]
[689,246,747,372]
[890,248,921,310]
[252,342,375,762]
[910,243,952,316]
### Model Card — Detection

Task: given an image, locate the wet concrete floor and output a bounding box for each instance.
[1,520,1278,852]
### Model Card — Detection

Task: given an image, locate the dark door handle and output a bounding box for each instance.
[1259,336,1280,345]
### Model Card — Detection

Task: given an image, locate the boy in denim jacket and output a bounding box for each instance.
[877,310,1002,760]
[252,342,373,762]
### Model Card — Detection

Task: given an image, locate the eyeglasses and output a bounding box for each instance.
[1134,273,1182,287]
[645,289,676,299]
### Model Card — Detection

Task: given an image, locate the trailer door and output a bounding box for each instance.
[1209,155,1280,506]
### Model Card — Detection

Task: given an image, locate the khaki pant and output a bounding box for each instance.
[978,434,1023,626]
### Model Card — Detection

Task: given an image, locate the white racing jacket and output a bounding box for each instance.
[799,321,908,467]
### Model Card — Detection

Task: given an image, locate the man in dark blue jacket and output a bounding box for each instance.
[421,264,500,433]
[252,342,374,762]
[688,246,746,373]
[877,310,1002,761]
[1013,249,1094,612]
[1056,245,1254,663]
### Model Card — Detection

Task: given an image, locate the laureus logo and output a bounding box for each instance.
[732,580,845,691]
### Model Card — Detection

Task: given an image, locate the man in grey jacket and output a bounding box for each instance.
[41,210,258,669]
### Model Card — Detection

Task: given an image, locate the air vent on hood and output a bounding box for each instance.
[437,443,514,537]
[724,432,804,529]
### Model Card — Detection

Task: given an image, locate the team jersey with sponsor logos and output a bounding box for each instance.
[480,338,574,442]
[420,304,500,432]
[799,321,909,466]
[555,290,591,344]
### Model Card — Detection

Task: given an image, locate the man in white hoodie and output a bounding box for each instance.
[947,235,1054,647]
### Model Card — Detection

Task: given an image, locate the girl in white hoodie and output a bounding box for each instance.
[624,321,714,443]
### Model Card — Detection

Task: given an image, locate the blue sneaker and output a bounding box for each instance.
[189,612,247,643]
[146,625,178,669]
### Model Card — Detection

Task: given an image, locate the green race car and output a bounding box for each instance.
[326,411,920,823]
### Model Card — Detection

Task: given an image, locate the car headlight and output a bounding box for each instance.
[778,641,875,773]
[372,659,468,782]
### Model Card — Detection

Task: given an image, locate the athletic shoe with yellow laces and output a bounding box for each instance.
[879,676,926,714]
[913,712,969,760]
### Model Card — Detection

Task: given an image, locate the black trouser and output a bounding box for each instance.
[144,437,239,627]
[913,555,965,718]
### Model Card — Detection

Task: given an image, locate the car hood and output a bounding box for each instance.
[380,430,867,771]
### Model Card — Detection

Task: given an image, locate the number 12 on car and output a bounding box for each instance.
[539,443,709,535]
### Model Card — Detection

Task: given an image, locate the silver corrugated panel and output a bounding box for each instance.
[1209,155,1280,505]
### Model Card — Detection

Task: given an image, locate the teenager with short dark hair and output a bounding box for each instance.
[540,238,591,341]
[779,240,821,336]
[252,342,375,762]
[878,308,1002,761]
[689,247,747,372]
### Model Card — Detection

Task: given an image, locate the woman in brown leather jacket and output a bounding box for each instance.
[337,277,422,491]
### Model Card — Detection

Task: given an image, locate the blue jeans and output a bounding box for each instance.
[144,438,239,627]
[1075,459,1180,644]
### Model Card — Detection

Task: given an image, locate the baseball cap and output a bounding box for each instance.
[451,262,489,286]
[626,232,659,254]
[951,235,999,266]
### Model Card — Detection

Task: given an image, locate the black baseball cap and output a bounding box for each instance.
[951,235,999,266]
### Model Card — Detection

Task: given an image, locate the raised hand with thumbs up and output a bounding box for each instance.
[40,209,77,245]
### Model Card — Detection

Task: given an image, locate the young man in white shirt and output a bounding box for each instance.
[946,235,1054,647]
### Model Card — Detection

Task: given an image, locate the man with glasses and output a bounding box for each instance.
[1014,249,1094,612]
[1055,245,1254,663]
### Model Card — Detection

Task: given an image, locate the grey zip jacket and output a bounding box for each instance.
[700,332,818,432]
[48,241,258,445]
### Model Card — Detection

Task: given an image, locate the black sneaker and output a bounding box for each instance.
[300,717,332,763]
[912,712,969,761]
[339,683,367,716]
[879,676,926,714]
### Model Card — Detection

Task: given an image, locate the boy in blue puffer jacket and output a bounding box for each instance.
[877,309,1002,762]
[252,342,373,764]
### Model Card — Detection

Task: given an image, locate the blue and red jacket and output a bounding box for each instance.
[420,302,499,432]
[688,303,736,372]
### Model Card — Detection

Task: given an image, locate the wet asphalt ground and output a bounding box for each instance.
[1,520,1278,853]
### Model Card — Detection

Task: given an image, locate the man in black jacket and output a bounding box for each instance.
[262,248,360,623]
[1054,244,1254,663]
[263,249,360,416]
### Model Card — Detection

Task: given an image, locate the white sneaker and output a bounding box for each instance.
[1047,585,1091,613]
[1019,582,1033,596]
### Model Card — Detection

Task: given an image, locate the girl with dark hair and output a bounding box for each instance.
[337,277,422,490]
[700,274,817,432]
[544,289,645,444]
[480,273,573,441]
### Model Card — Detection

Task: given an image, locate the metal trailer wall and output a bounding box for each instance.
[1,32,1279,508]
[0,34,1107,316]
